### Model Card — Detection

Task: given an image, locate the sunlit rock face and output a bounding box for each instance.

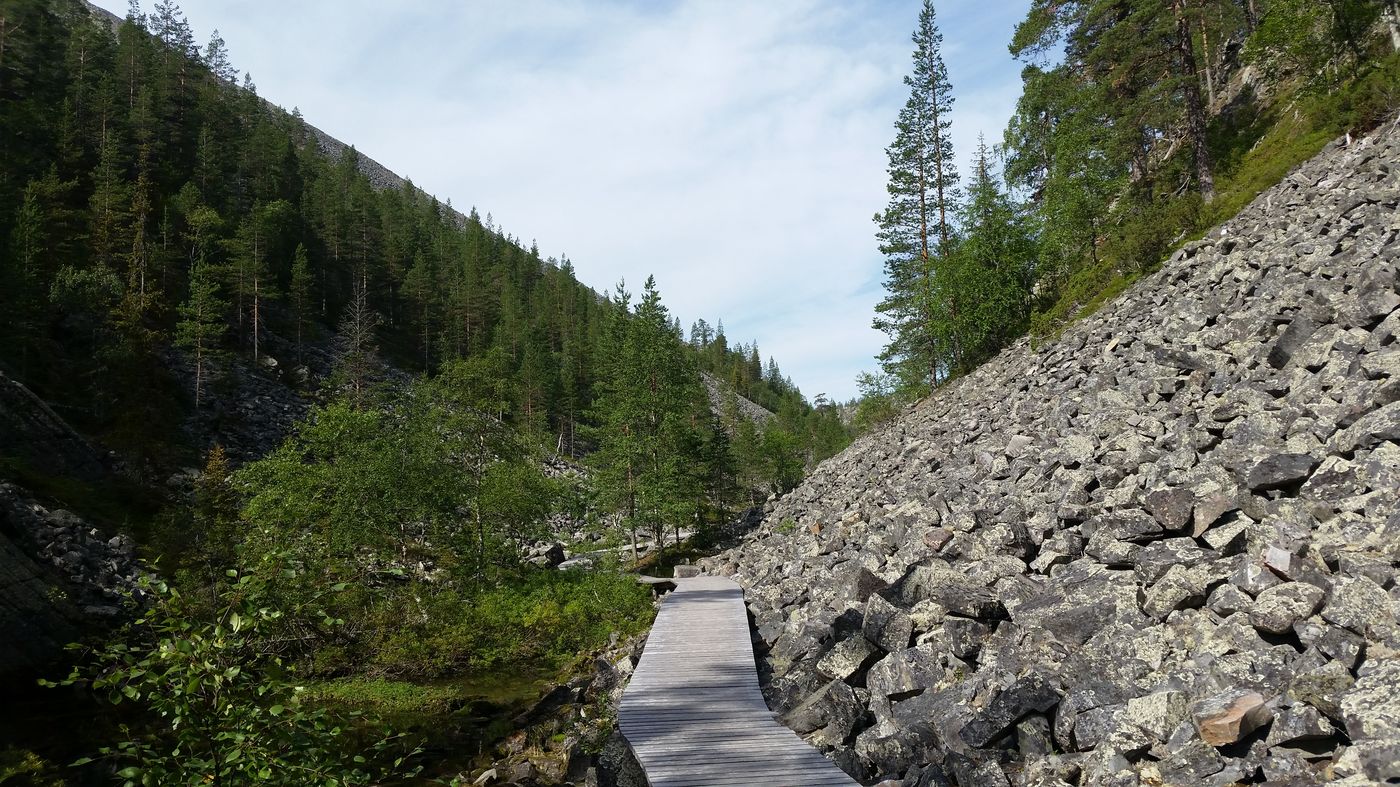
[702,120,1400,786]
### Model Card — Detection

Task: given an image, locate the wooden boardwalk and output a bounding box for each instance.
[618,576,860,787]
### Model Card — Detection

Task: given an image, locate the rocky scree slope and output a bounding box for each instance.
[701,119,1400,786]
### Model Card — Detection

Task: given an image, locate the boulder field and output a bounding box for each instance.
[701,118,1400,785]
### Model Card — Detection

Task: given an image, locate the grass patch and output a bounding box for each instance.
[364,569,654,678]
[307,678,477,718]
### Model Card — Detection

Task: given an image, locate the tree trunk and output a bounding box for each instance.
[1385,0,1400,52]
[252,275,260,363]
[1198,5,1215,107]
[1174,0,1215,203]
[194,342,204,410]
[1239,0,1257,32]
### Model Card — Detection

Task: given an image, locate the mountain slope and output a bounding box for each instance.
[704,119,1400,785]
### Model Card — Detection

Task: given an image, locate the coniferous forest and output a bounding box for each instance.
[2,0,1399,784]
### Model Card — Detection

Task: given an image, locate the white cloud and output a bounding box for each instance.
[98,0,1032,400]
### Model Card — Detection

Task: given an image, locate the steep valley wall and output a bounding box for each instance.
[702,119,1400,786]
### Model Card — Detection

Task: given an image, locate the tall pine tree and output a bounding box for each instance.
[874,0,961,393]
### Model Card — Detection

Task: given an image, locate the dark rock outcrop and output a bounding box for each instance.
[0,484,143,678]
[702,118,1400,785]
[0,371,111,484]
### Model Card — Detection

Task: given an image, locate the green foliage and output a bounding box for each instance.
[1008,0,1400,341]
[1247,0,1385,86]
[44,555,419,786]
[366,571,653,677]
[588,278,715,551]
[850,370,901,435]
[0,747,63,787]
[237,401,453,559]
[174,255,227,409]
[480,461,558,551]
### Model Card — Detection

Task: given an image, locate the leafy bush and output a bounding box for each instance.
[45,553,419,786]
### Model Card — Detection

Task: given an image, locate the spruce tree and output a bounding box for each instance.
[952,138,1037,366]
[289,242,313,365]
[874,0,961,393]
[176,255,227,410]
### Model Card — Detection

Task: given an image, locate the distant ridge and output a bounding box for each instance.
[81,1,471,229]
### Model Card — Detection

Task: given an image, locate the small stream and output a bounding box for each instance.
[378,672,556,783]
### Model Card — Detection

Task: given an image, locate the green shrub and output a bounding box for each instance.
[45,553,420,786]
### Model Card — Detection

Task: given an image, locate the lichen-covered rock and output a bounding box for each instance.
[958,673,1061,749]
[1249,583,1325,635]
[0,484,145,678]
[816,635,881,682]
[1341,659,1400,742]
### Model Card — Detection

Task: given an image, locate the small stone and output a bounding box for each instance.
[1060,434,1096,466]
[1143,564,1208,619]
[1231,560,1282,597]
[1193,494,1240,537]
[1207,584,1253,617]
[1341,659,1400,742]
[1201,518,1248,553]
[816,635,881,681]
[784,679,862,745]
[847,566,889,603]
[944,617,992,660]
[1288,659,1354,720]
[898,562,1005,620]
[1191,688,1272,746]
[1264,703,1335,747]
[866,645,942,700]
[1005,435,1035,458]
[922,527,953,551]
[1144,488,1194,530]
[863,594,914,653]
[1262,545,1295,578]
[1246,453,1319,491]
[1323,575,1396,637]
[1249,582,1325,634]
[959,673,1061,748]
[1085,510,1164,543]
[1134,538,1217,585]
[1268,316,1319,369]
[1125,689,1191,742]
[1332,401,1400,452]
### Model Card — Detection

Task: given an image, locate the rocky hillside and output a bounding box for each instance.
[701,372,775,425]
[702,118,1400,786]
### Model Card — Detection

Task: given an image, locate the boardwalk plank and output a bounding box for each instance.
[618,576,859,787]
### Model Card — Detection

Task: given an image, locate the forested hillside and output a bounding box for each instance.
[0,0,844,482]
[0,1,848,783]
[860,0,1400,427]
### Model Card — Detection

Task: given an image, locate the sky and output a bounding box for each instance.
[95,0,1033,402]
